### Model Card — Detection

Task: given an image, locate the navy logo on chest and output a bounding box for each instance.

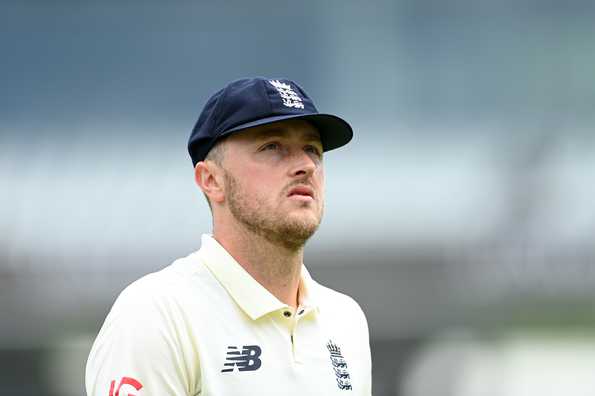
[327,340,352,390]
[221,345,262,372]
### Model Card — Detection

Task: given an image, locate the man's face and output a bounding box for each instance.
[220,119,325,250]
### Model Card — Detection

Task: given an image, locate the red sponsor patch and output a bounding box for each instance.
[109,377,143,396]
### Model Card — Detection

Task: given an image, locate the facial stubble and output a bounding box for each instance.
[224,170,323,251]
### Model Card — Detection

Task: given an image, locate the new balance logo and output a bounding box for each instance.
[221,345,262,372]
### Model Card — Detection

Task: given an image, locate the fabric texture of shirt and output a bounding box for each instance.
[86,234,372,396]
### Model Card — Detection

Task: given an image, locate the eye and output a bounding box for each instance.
[261,142,280,151]
[305,145,322,157]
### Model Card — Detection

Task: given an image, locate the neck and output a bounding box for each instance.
[213,222,304,309]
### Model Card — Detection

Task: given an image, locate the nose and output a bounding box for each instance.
[287,149,318,178]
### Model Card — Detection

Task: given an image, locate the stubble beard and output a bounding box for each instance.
[224,170,323,252]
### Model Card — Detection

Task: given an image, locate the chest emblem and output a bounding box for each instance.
[327,340,353,390]
[221,345,262,372]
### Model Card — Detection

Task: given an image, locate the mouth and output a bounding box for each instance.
[287,185,315,200]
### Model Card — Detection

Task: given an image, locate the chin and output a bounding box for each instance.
[290,219,321,237]
[285,211,320,226]
[264,211,321,249]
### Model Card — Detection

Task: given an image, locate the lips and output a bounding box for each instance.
[287,185,314,199]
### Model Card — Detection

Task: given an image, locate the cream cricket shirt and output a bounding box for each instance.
[86,235,372,396]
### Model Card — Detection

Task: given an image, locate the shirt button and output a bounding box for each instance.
[283,311,292,318]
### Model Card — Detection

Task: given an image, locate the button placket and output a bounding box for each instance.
[290,308,304,363]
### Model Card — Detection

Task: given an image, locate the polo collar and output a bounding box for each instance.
[198,234,319,321]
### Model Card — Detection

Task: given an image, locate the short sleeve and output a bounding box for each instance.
[85,278,200,396]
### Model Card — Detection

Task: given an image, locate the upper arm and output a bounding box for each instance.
[85,281,200,396]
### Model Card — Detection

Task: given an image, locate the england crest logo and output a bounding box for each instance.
[268,80,305,109]
[326,340,352,390]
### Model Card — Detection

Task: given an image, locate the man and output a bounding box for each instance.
[86,77,372,395]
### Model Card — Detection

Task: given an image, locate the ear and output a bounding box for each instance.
[194,161,225,205]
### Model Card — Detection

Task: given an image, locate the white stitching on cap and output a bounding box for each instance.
[268,80,304,109]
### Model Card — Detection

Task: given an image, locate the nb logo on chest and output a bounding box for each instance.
[221,345,262,372]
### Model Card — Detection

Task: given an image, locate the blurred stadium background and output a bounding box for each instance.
[2,0,595,395]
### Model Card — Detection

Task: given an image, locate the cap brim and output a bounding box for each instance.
[221,113,353,152]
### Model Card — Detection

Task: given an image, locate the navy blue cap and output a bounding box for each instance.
[188,77,353,166]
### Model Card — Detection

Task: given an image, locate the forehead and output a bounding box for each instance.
[234,119,321,142]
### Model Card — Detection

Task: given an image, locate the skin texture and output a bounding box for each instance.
[194,119,325,309]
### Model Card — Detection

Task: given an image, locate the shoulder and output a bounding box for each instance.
[88,251,209,367]
[86,254,204,395]
[108,251,208,322]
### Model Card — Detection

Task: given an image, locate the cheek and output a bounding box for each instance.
[317,168,325,191]
[238,167,281,199]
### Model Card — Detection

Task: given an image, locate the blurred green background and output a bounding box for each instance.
[2,0,595,395]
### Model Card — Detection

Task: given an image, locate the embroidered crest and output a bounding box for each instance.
[326,340,352,390]
[268,80,305,109]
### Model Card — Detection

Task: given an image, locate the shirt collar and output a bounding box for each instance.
[198,234,319,320]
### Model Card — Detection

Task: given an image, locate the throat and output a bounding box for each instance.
[214,229,304,308]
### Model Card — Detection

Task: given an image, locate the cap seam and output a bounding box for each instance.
[260,79,273,116]
[211,85,230,137]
